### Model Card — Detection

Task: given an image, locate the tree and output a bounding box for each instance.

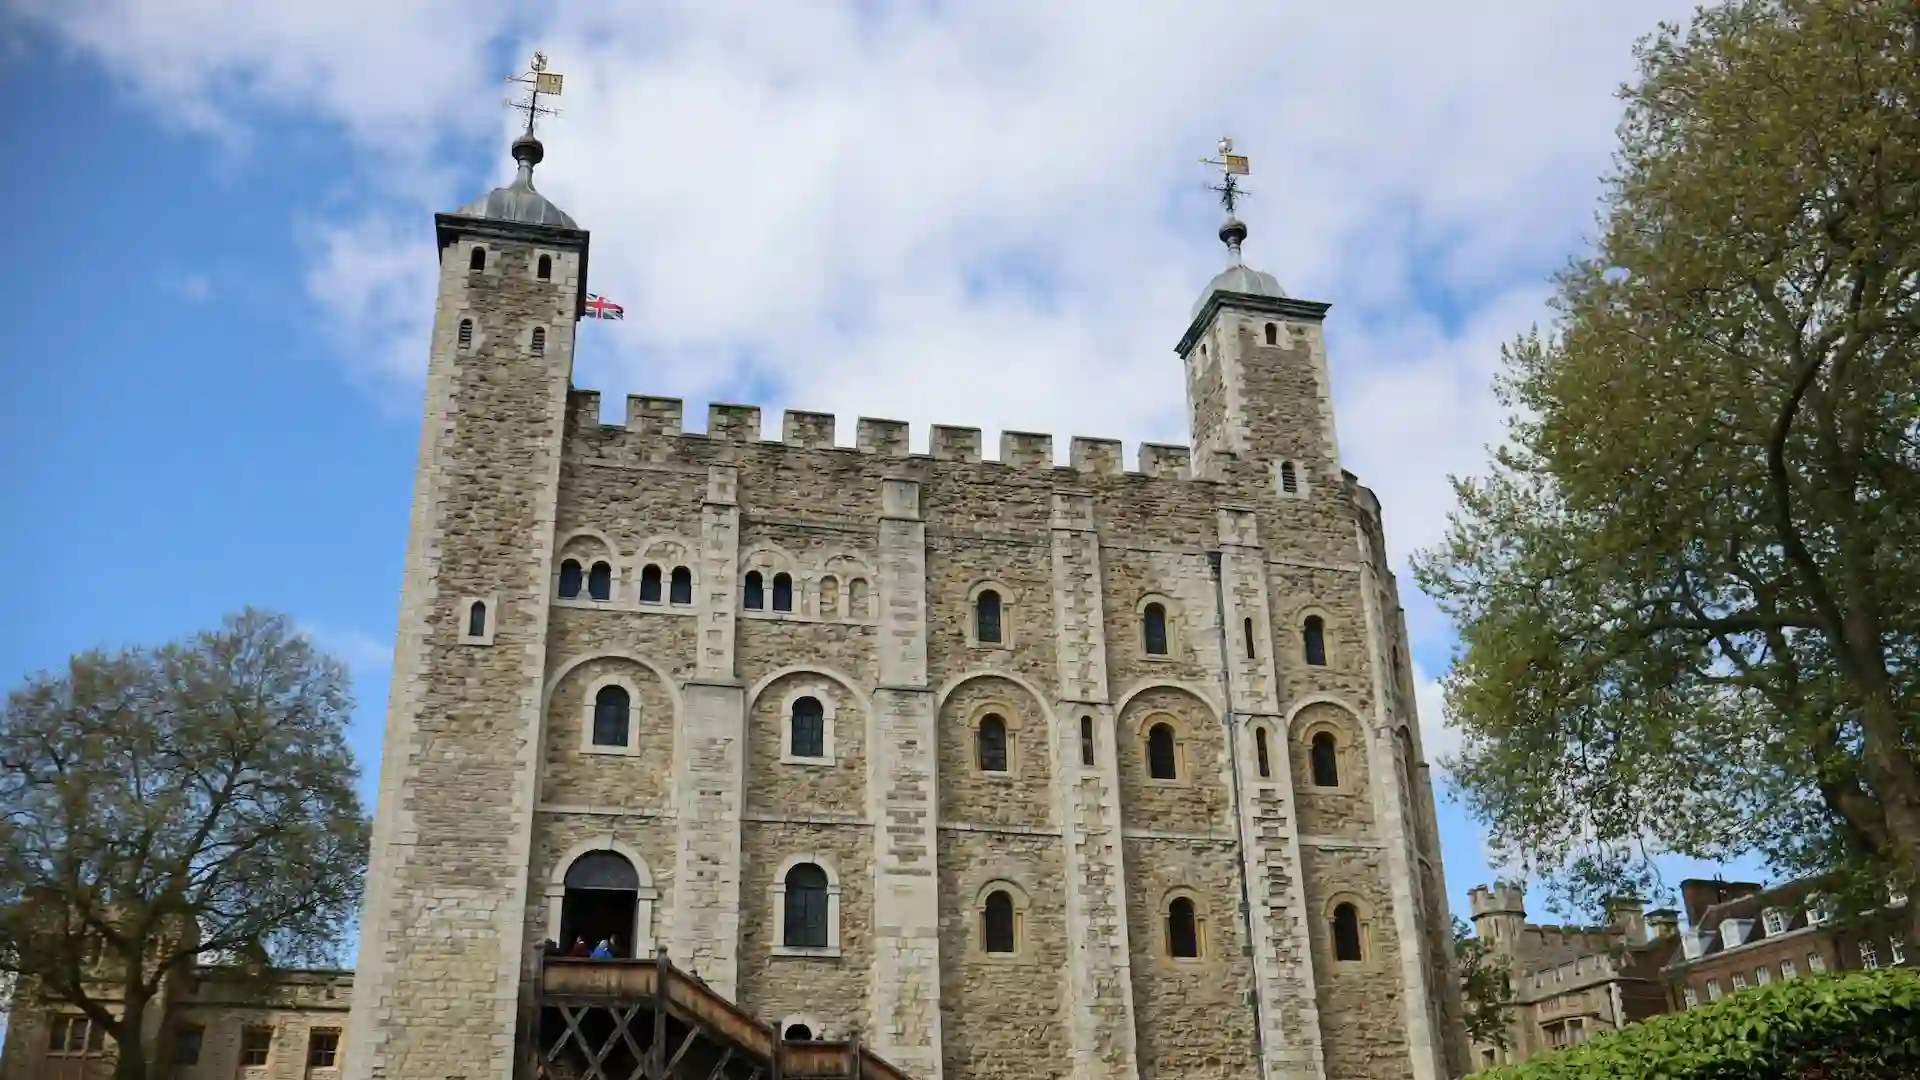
[1414,0,1920,929]
[0,609,369,1080]
[1453,917,1514,1053]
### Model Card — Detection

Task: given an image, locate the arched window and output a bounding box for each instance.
[588,561,613,602]
[458,318,474,349]
[561,850,639,959]
[592,686,630,747]
[1147,722,1178,780]
[1333,903,1364,962]
[1255,727,1272,778]
[1167,896,1200,958]
[772,573,794,613]
[469,247,486,271]
[1243,618,1257,659]
[1303,615,1327,666]
[977,714,1009,773]
[783,863,830,948]
[467,601,488,638]
[1142,602,1169,656]
[982,890,1016,954]
[531,326,546,355]
[743,571,765,610]
[1080,716,1096,767]
[790,696,825,759]
[783,1024,813,1042]
[975,589,1003,644]
[819,576,840,617]
[639,565,662,603]
[1281,461,1300,495]
[1311,731,1340,787]
[558,559,583,599]
[1265,322,1278,345]
[669,566,692,605]
[537,254,553,280]
[848,579,869,619]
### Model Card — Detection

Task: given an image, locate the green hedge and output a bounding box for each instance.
[1479,968,1920,1080]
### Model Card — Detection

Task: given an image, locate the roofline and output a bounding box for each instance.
[1175,291,1331,355]
[434,212,593,323]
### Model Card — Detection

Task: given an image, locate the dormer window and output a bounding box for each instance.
[1807,897,1832,926]
[1762,907,1788,937]
[1721,919,1752,949]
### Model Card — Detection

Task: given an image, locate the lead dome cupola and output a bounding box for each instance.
[450,133,577,229]
[1190,217,1285,319]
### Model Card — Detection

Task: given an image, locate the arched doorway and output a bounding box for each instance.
[560,851,639,958]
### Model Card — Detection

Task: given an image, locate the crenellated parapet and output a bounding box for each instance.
[567,390,1218,485]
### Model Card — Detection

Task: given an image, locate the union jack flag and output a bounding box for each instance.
[583,293,624,321]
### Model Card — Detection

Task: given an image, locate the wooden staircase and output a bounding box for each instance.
[530,951,917,1080]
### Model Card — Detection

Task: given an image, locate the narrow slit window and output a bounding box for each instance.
[592,686,630,747]
[1303,615,1327,666]
[977,714,1009,773]
[467,601,487,638]
[457,318,474,349]
[975,589,1003,644]
[1311,731,1340,787]
[848,578,869,619]
[772,573,794,612]
[1142,602,1169,656]
[744,571,765,610]
[1265,322,1278,345]
[1244,617,1257,659]
[1333,903,1363,961]
[670,566,692,604]
[819,575,840,617]
[790,696,825,758]
[982,890,1016,954]
[558,559,583,599]
[1080,716,1096,767]
[1281,461,1300,495]
[588,561,613,601]
[1255,727,1272,778]
[537,254,553,280]
[469,247,486,271]
[1147,723,1178,780]
[531,326,546,355]
[639,565,662,603]
[1167,897,1199,958]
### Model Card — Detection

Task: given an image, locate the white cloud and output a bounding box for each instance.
[159,272,215,303]
[24,0,1702,877]
[1414,661,1463,774]
[297,622,393,683]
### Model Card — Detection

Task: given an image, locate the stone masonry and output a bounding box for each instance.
[342,138,1469,1080]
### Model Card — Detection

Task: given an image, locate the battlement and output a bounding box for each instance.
[1469,881,1528,917]
[569,390,1209,482]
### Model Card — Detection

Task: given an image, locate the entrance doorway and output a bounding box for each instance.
[559,850,640,957]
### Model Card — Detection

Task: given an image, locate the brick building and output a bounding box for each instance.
[1663,878,1911,1009]
[1463,883,1677,1072]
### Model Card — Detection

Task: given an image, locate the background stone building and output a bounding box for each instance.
[0,967,353,1080]
[1464,883,1676,1072]
[341,125,1466,1080]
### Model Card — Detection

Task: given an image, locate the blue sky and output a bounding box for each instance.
[0,0,1766,954]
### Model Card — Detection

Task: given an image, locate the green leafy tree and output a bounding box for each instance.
[1414,0,1920,928]
[1453,917,1514,1054]
[0,609,369,1080]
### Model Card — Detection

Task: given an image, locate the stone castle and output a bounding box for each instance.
[342,123,1467,1080]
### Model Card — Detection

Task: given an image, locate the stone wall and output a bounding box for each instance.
[358,221,1462,1079]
